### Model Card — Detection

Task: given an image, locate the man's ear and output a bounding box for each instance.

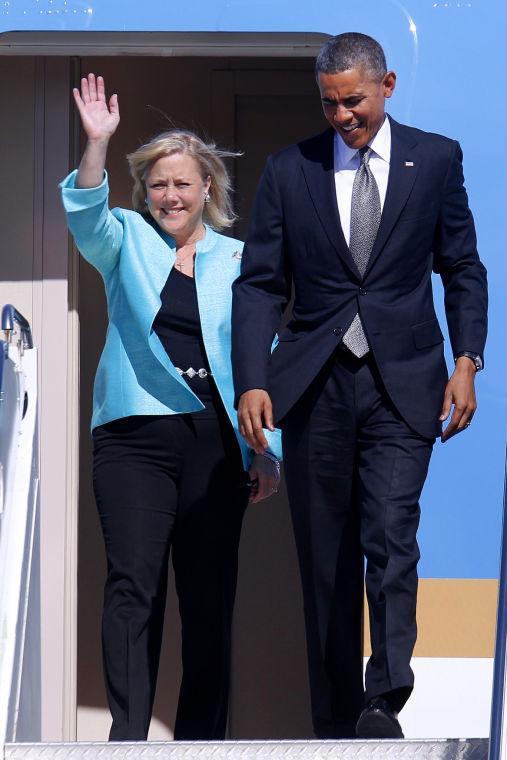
[383,71,397,99]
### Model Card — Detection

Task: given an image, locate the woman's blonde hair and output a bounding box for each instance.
[126,129,240,231]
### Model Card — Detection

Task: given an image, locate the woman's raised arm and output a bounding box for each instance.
[74,73,120,189]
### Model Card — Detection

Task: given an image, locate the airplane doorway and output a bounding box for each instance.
[75,53,325,740]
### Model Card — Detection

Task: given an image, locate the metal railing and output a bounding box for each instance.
[1,305,33,351]
[0,339,5,398]
[0,305,40,742]
[489,448,507,760]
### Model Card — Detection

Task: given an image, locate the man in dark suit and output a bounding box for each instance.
[232,33,487,739]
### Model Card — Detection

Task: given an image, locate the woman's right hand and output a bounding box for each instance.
[73,73,120,143]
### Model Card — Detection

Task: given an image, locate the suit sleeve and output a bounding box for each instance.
[59,169,124,279]
[232,155,291,403]
[432,141,488,360]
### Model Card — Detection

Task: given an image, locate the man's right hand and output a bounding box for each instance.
[238,389,275,454]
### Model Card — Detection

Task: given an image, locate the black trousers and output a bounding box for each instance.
[92,410,248,741]
[282,348,434,738]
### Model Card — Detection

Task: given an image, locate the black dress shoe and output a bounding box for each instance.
[355,697,404,739]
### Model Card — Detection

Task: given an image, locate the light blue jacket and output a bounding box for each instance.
[60,170,281,468]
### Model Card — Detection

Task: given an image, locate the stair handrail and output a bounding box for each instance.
[489,447,507,760]
[0,306,39,741]
[1,304,33,350]
[0,338,5,394]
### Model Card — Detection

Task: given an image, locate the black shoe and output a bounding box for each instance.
[355,697,404,739]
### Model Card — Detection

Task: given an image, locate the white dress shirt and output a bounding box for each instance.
[333,116,391,246]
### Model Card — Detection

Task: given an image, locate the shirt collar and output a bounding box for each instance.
[334,114,391,170]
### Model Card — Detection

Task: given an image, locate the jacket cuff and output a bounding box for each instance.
[59,169,109,212]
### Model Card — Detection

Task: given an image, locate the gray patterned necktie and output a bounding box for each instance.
[342,146,381,357]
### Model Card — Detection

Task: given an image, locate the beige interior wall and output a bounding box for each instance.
[75,55,324,741]
[0,57,37,320]
[0,56,76,740]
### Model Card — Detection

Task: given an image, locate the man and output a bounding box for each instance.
[232,33,487,739]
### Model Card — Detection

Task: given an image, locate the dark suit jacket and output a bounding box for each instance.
[232,116,488,439]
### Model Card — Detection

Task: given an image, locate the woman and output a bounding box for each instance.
[60,74,281,741]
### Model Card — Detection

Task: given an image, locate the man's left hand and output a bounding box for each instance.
[439,356,477,442]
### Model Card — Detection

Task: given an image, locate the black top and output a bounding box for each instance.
[153,266,217,418]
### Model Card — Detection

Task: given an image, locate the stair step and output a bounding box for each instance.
[3,739,489,760]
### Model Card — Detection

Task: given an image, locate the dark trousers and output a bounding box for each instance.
[282,348,434,738]
[92,411,248,741]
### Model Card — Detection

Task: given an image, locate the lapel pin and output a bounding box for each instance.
[405,161,414,167]
[232,250,242,260]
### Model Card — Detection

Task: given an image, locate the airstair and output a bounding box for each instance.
[0,304,502,760]
[0,738,491,760]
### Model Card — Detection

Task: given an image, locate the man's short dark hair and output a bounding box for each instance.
[315,32,387,81]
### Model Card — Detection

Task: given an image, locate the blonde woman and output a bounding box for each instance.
[60,74,281,741]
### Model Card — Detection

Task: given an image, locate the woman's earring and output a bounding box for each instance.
[204,192,211,204]
[144,197,148,204]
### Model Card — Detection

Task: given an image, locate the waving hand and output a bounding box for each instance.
[73,73,119,141]
[74,74,119,189]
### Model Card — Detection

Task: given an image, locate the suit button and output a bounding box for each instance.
[359,288,367,296]
[333,328,342,336]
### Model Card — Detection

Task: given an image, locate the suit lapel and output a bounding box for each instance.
[300,129,361,279]
[364,116,419,277]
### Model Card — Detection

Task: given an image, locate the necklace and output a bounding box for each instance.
[174,226,205,272]
[175,247,196,272]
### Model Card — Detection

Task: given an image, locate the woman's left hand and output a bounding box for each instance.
[248,453,280,504]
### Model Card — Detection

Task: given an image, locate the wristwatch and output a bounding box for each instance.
[454,351,483,371]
